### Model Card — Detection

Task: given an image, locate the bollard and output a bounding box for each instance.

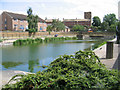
[106,41,114,59]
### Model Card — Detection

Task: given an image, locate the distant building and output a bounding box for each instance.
[0,11,47,31]
[63,12,92,29]
[118,1,120,20]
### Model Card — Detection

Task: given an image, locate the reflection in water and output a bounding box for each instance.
[1,40,104,73]
[2,62,23,68]
[28,59,39,72]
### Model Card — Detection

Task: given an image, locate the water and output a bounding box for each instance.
[1,40,99,73]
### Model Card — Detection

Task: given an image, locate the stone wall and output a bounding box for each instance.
[1,32,78,39]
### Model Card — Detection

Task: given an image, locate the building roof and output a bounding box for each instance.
[45,19,59,23]
[63,19,90,22]
[3,11,45,22]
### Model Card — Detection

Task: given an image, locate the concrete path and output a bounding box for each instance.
[0,70,32,89]
[94,41,120,70]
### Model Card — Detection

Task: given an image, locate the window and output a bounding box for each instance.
[19,25,24,29]
[20,19,23,22]
[40,26,43,30]
[5,27,7,30]
[44,27,46,29]
[5,18,7,24]
[14,18,18,21]
[14,24,18,27]
[26,26,28,29]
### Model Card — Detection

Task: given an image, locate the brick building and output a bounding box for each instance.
[0,11,47,32]
[63,12,92,29]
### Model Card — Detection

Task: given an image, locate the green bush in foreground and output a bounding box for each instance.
[3,50,120,89]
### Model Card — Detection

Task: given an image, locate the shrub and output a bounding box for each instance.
[3,50,120,89]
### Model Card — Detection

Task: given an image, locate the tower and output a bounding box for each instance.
[84,12,91,20]
[118,1,120,20]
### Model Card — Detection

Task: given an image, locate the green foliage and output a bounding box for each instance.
[92,16,101,27]
[13,38,43,46]
[13,37,78,46]
[3,50,120,89]
[51,19,65,32]
[92,41,106,50]
[27,8,38,36]
[103,13,117,26]
[47,25,52,33]
[101,21,109,31]
[0,39,3,42]
[72,25,84,32]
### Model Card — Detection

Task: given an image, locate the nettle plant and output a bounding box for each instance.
[3,50,120,89]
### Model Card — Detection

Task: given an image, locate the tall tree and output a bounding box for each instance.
[92,16,101,27]
[27,8,38,36]
[103,13,117,26]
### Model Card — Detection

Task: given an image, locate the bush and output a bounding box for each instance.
[3,50,120,89]
[13,37,78,46]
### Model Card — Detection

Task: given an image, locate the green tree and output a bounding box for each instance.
[103,13,117,26]
[27,8,38,36]
[92,16,101,27]
[101,22,109,31]
[51,19,65,32]
[72,25,84,32]
[47,25,52,35]
[109,24,116,32]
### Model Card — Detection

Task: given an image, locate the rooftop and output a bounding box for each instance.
[3,11,45,22]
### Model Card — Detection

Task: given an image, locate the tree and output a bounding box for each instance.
[72,25,84,32]
[51,19,65,32]
[92,16,101,27]
[101,22,109,31]
[47,25,52,35]
[103,13,117,26]
[27,8,38,36]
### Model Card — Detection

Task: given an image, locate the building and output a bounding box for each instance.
[0,11,47,32]
[63,12,92,29]
[118,1,120,20]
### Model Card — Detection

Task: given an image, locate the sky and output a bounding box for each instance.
[0,0,119,21]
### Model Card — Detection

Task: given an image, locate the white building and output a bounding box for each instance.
[118,1,120,20]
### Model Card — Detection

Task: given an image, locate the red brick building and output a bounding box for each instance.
[0,11,47,32]
[63,12,92,29]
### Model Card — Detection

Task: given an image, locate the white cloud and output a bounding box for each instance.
[0,0,119,21]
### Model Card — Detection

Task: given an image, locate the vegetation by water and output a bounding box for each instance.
[92,41,106,50]
[3,50,120,89]
[13,37,77,46]
[0,39,2,42]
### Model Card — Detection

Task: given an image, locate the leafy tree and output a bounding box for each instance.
[47,25,52,35]
[72,25,84,32]
[51,19,65,32]
[92,16,101,27]
[27,8,38,36]
[103,13,117,26]
[109,24,116,32]
[101,22,109,31]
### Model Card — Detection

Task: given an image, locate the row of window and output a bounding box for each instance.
[14,24,46,30]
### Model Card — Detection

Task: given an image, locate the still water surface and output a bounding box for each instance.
[1,40,100,73]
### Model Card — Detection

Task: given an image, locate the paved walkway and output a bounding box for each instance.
[94,39,120,70]
[0,70,32,89]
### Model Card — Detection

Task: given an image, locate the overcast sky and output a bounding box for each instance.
[0,0,119,21]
